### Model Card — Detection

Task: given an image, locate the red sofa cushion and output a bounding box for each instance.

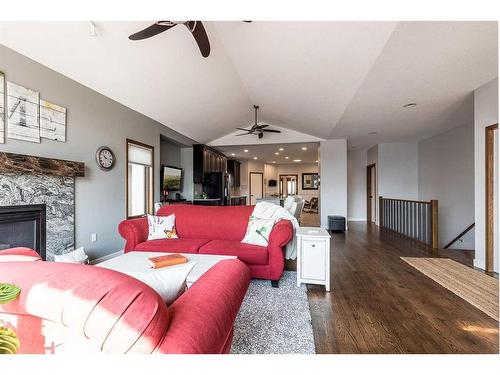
[0,253,250,354]
[199,240,268,265]
[135,238,210,253]
[157,205,254,241]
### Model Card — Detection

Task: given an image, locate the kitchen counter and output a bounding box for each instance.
[192,198,221,206]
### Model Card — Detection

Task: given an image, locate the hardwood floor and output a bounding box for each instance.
[307,222,499,354]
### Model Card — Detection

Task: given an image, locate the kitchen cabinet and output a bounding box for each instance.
[193,145,227,183]
[230,196,247,206]
[227,159,241,187]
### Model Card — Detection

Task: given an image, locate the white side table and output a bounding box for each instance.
[296,227,331,292]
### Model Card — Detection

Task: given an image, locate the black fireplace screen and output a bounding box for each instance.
[0,204,46,260]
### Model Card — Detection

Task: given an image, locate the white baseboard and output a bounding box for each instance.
[347,218,367,222]
[90,250,124,265]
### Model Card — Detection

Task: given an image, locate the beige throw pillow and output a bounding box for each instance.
[147,214,178,240]
[241,216,276,247]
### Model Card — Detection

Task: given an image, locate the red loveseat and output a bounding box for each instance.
[118,204,293,285]
[0,248,250,354]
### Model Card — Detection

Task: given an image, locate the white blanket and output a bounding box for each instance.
[251,201,299,260]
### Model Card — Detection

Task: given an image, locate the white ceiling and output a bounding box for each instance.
[0,21,496,148]
[215,142,319,165]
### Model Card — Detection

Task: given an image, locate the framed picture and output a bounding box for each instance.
[40,99,66,142]
[0,72,4,144]
[7,82,40,143]
[302,173,319,190]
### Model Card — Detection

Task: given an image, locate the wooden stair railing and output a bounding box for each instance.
[443,223,475,249]
[379,196,438,249]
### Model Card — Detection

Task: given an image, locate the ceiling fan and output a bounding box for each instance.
[129,21,210,57]
[236,105,282,139]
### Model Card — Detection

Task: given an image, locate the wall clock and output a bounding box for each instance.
[95,146,115,171]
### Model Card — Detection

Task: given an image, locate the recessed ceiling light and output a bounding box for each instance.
[369,131,377,135]
[244,149,249,152]
[272,161,276,164]
[301,147,307,151]
[315,160,319,163]
[253,156,258,160]
[285,156,289,159]
[275,152,279,155]
[231,153,236,156]
[403,103,417,108]
[293,159,302,162]
[279,148,284,151]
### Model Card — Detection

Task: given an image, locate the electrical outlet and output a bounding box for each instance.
[91,233,97,242]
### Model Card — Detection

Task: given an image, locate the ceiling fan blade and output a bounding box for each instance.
[262,129,281,133]
[185,21,210,57]
[255,124,269,129]
[236,127,252,132]
[129,23,176,40]
[236,133,251,136]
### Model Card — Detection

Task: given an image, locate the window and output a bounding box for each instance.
[126,139,154,218]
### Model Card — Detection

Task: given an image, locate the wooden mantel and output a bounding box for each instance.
[0,152,85,177]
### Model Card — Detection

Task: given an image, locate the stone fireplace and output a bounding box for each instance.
[0,152,85,261]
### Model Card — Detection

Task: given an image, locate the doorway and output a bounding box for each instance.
[366,163,376,223]
[279,174,298,197]
[485,124,498,273]
[249,172,263,205]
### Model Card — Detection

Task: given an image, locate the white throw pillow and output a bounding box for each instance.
[147,214,178,240]
[283,196,295,211]
[241,216,276,247]
[124,261,196,306]
[54,247,89,264]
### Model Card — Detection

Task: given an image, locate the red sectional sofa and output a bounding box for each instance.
[0,248,250,354]
[118,204,294,284]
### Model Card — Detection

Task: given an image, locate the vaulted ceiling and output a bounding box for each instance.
[0,21,496,148]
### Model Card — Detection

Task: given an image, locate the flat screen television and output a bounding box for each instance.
[161,166,183,191]
[268,179,277,187]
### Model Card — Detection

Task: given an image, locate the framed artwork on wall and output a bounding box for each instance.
[302,173,319,190]
[40,99,66,142]
[7,82,40,143]
[0,72,4,144]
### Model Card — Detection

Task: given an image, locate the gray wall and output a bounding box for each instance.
[347,148,367,221]
[319,139,347,228]
[378,142,419,200]
[0,44,194,260]
[419,122,475,249]
[159,139,194,200]
[473,78,498,270]
[160,138,182,167]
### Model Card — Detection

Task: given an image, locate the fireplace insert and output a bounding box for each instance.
[0,204,46,260]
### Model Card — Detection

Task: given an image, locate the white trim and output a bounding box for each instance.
[90,250,124,265]
[347,217,367,222]
[473,257,485,270]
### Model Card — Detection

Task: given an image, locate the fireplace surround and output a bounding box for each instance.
[0,152,85,261]
[0,204,46,260]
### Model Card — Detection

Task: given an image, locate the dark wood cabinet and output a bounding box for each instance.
[230,196,247,206]
[193,144,227,183]
[227,159,241,187]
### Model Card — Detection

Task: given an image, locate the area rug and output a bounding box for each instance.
[401,257,499,321]
[231,271,316,354]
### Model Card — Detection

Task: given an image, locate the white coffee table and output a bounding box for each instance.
[97,251,236,288]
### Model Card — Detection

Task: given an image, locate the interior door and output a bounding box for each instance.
[250,172,263,205]
[367,164,376,223]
